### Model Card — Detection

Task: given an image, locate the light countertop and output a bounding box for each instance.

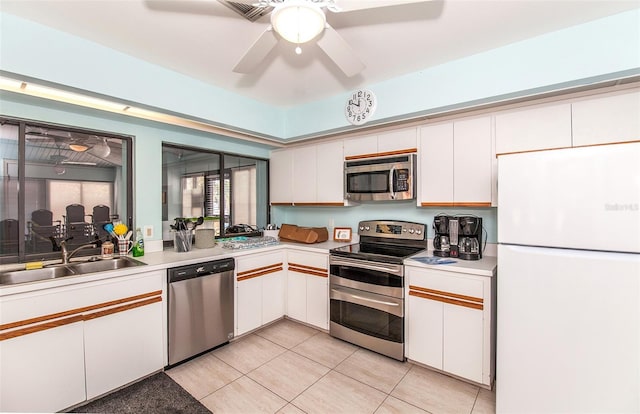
[404,250,497,277]
[1,239,496,296]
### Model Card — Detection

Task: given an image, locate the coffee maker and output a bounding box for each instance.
[457,216,483,260]
[432,214,451,257]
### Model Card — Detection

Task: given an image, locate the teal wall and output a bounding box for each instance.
[285,8,640,138]
[2,9,639,139]
[0,13,286,140]
[0,91,273,243]
[271,203,497,243]
[1,9,639,246]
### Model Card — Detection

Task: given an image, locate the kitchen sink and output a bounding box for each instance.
[66,257,146,274]
[0,257,146,286]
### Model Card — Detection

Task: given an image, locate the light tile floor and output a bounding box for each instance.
[167,318,496,414]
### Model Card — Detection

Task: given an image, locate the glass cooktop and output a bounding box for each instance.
[330,242,426,264]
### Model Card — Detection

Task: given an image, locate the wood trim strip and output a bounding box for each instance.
[270,202,294,206]
[496,140,640,158]
[83,296,162,321]
[293,202,345,207]
[420,202,455,207]
[453,202,492,207]
[0,315,84,341]
[420,202,491,207]
[288,266,328,278]
[345,148,417,160]
[409,290,483,310]
[287,262,326,273]
[237,265,284,281]
[409,285,483,304]
[0,290,163,331]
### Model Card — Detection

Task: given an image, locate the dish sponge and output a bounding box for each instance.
[25,261,44,270]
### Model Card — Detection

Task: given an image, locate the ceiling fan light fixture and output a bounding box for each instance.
[69,143,89,152]
[271,1,326,44]
[92,137,111,158]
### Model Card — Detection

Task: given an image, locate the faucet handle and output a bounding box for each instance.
[49,236,61,252]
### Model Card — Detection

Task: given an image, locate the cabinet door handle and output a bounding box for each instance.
[409,290,483,310]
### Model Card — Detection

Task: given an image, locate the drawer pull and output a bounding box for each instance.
[409,286,483,310]
[288,265,327,278]
[237,264,283,281]
[0,290,163,341]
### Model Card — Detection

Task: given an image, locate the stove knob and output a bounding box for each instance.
[365,226,370,231]
[359,226,364,231]
[416,229,422,235]
[409,229,415,234]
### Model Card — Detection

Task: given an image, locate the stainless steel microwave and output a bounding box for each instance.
[344,154,416,201]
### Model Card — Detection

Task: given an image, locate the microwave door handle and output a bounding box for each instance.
[389,166,396,199]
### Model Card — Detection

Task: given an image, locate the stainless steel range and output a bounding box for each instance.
[329,220,427,361]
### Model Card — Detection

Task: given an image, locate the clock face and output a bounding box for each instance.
[345,89,377,125]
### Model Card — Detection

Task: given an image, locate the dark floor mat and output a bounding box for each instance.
[69,372,211,414]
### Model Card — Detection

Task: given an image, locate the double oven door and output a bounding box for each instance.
[329,255,405,361]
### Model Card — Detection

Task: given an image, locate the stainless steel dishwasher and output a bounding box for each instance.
[167,258,235,366]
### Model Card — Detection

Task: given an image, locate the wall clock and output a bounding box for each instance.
[345,89,377,125]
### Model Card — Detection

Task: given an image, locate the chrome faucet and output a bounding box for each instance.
[60,240,98,264]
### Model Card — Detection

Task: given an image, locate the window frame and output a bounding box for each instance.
[0,116,134,264]
[162,142,270,239]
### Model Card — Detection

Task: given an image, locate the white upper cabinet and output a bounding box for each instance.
[269,149,294,204]
[572,90,640,147]
[419,122,454,205]
[495,103,572,154]
[418,117,492,207]
[453,117,492,205]
[270,140,345,206]
[292,146,317,204]
[316,140,345,204]
[377,128,418,154]
[344,128,417,158]
[343,134,378,158]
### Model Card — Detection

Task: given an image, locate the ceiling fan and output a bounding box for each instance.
[231,0,432,77]
[26,127,114,162]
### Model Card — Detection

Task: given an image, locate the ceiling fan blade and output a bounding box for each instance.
[316,24,365,77]
[233,28,278,73]
[332,0,430,13]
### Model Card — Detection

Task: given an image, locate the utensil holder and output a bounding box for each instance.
[174,230,193,252]
[195,228,216,249]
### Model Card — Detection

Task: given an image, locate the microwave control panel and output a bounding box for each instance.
[394,168,410,191]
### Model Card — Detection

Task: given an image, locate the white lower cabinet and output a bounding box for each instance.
[286,250,329,330]
[0,270,164,412]
[84,298,164,399]
[236,251,285,336]
[405,266,494,387]
[0,322,86,413]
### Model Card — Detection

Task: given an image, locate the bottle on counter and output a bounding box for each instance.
[132,227,145,257]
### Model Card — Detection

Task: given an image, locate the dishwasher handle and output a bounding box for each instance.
[168,258,235,283]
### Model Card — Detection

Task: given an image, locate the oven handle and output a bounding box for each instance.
[346,292,399,307]
[330,287,404,317]
[329,256,403,277]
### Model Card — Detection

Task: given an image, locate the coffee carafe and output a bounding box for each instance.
[432,214,451,257]
[457,216,483,260]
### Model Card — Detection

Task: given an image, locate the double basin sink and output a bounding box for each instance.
[0,257,146,286]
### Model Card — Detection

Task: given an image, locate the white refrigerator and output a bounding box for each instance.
[496,143,640,413]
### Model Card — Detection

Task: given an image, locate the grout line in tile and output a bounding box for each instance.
[180,321,491,414]
[469,387,482,414]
